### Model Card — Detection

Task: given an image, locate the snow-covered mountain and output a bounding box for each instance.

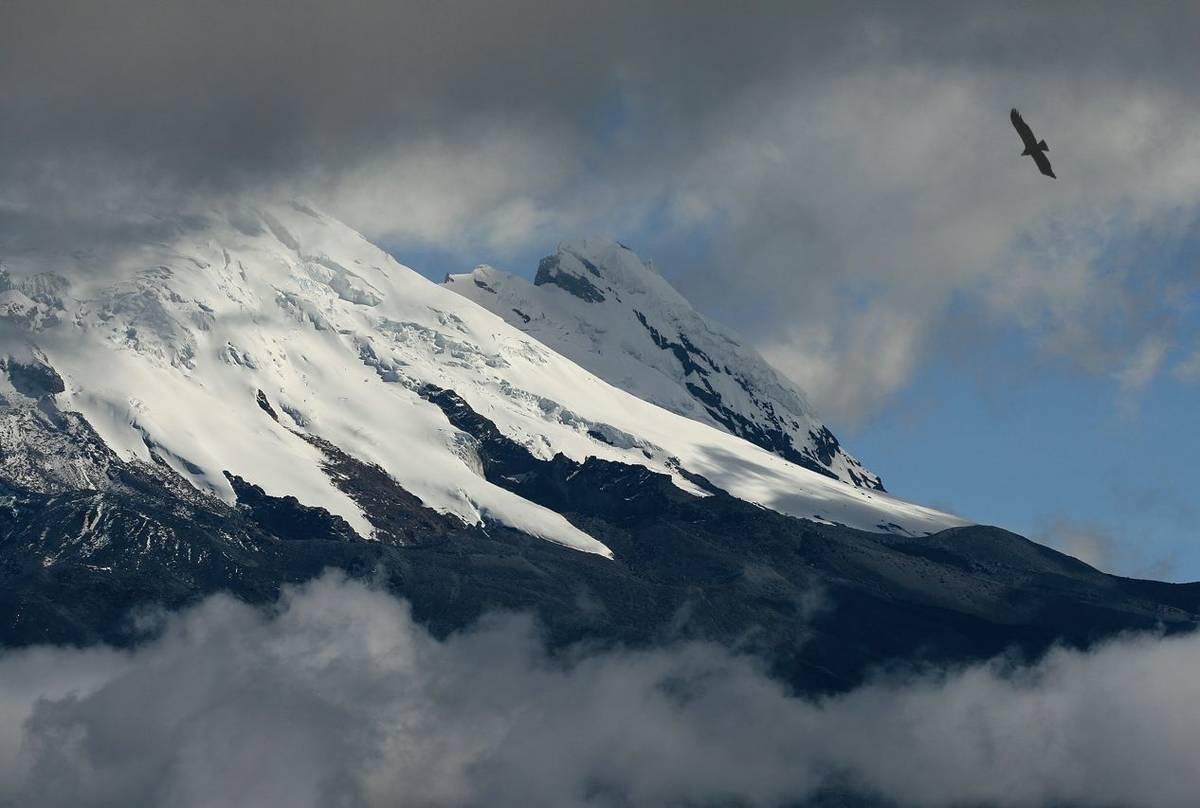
[445,240,883,490]
[0,202,957,563]
[6,200,1200,698]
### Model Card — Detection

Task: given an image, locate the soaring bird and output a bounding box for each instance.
[1010,108,1055,178]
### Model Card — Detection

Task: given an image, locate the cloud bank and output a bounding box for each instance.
[3,573,1200,807]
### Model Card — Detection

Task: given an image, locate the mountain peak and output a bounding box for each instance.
[554,238,650,275]
[446,242,885,490]
[527,239,685,306]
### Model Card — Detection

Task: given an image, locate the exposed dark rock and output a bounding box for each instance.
[255,389,279,421]
[573,253,603,277]
[298,432,457,545]
[808,426,842,468]
[534,254,606,303]
[631,309,885,490]
[225,471,358,543]
[586,428,614,445]
[5,360,65,398]
[634,309,708,378]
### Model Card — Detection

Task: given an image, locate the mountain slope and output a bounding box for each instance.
[3,378,1197,696]
[3,201,1198,701]
[0,202,955,557]
[445,239,883,489]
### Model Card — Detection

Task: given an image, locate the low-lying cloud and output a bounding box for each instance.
[3,573,1200,807]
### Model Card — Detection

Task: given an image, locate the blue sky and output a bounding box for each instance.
[853,339,1200,581]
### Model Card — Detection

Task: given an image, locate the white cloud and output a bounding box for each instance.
[646,68,1200,419]
[5,573,1200,807]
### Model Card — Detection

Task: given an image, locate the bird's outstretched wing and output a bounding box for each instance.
[1032,150,1056,178]
[1010,108,1037,150]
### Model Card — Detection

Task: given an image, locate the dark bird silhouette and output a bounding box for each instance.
[1010,108,1055,178]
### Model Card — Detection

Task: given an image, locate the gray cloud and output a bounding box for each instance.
[4,573,1200,807]
[0,0,835,192]
[3,1,1200,417]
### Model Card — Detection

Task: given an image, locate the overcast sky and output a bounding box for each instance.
[3,0,1198,574]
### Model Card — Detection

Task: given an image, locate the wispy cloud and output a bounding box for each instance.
[1173,349,1200,382]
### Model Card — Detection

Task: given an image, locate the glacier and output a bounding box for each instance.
[0,201,963,559]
